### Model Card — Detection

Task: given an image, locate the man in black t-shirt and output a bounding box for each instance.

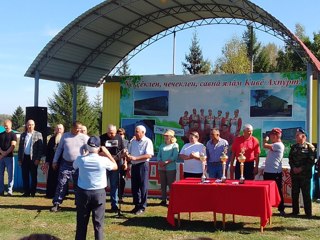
[0,119,17,196]
[100,124,125,212]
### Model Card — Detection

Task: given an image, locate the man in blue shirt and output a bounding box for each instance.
[206,128,229,179]
[73,136,117,240]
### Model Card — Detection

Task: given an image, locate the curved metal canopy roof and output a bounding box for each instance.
[25,0,320,87]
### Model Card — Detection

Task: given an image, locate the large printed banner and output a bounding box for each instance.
[119,72,307,157]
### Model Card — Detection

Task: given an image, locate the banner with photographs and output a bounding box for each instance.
[119,72,307,157]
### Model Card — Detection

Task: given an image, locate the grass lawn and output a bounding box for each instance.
[0,192,320,240]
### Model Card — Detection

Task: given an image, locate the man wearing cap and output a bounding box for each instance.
[263,128,285,216]
[126,125,154,215]
[205,128,229,179]
[289,128,316,217]
[73,136,117,240]
[230,124,260,180]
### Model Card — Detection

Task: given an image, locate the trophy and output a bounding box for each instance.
[238,147,246,184]
[220,146,228,183]
[199,147,207,183]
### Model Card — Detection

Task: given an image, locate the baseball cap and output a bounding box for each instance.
[270,128,282,135]
[87,136,101,148]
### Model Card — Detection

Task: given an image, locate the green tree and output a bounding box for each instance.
[92,92,103,135]
[243,26,261,72]
[118,56,131,76]
[11,106,25,131]
[214,36,251,74]
[47,83,98,134]
[182,31,211,74]
[276,24,307,72]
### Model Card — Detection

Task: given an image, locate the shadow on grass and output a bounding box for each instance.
[0,204,75,212]
[119,216,316,234]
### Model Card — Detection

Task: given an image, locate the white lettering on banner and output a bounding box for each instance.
[154,125,184,136]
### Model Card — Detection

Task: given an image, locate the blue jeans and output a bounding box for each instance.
[207,162,223,179]
[53,160,78,205]
[0,156,14,193]
[107,169,119,208]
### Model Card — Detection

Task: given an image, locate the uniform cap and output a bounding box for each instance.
[296,128,307,136]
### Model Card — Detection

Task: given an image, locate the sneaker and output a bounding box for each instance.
[135,209,145,215]
[50,204,60,212]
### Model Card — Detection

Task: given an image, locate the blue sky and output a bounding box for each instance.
[0,0,319,115]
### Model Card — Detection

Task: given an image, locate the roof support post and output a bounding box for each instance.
[72,81,77,122]
[34,70,40,107]
[172,30,176,75]
[317,71,320,150]
[307,63,313,141]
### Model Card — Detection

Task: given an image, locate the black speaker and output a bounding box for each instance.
[26,106,48,153]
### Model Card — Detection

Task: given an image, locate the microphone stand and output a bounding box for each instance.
[114,149,127,218]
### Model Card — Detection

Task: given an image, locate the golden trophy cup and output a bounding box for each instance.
[199,147,207,183]
[220,146,228,183]
[238,147,246,184]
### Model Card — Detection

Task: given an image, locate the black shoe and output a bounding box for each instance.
[0,192,4,196]
[7,192,12,196]
[279,210,286,217]
[135,209,145,215]
[130,207,139,214]
[159,200,167,206]
[111,206,119,213]
[118,198,124,204]
[288,212,299,217]
[30,193,35,197]
[21,193,30,197]
[50,204,60,212]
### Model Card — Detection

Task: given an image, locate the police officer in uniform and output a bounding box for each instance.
[288,128,316,217]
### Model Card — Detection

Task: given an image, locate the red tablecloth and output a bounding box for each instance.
[167,179,280,227]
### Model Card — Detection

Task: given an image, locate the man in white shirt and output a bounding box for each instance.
[73,136,117,240]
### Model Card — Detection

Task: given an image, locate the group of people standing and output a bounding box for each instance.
[179,108,242,143]
[0,117,318,239]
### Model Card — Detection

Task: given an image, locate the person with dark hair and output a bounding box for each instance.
[45,124,64,198]
[74,136,117,240]
[19,233,61,240]
[18,119,43,197]
[0,119,17,196]
[263,128,285,216]
[50,121,88,212]
[117,127,129,203]
[179,131,206,179]
[289,128,316,218]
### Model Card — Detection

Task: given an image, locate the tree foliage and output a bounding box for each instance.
[214,35,251,74]
[47,83,98,135]
[92,92,103,135]
[11,106,25,131]
[182,31,211,74]
[118,56,131,76]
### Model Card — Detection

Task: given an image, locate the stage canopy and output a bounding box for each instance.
[25,0,320,88]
